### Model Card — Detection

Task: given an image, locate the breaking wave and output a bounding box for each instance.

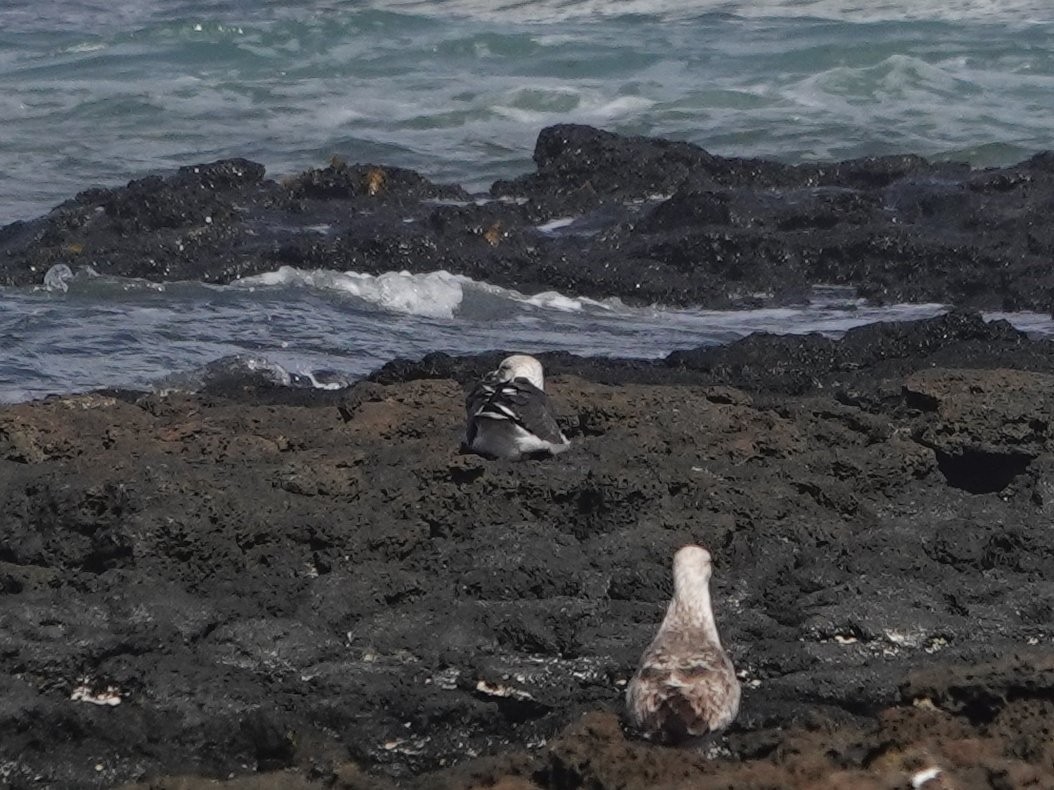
[232,266,620,320]
[4,264,1053,403]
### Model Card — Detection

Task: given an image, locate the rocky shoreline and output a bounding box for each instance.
[2,126,1054,788]
[0,311,1052,788]
[3,124,1054,311]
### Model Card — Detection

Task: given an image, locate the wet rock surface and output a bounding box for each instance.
[4,125,1054,310]
[1,313,1053,788]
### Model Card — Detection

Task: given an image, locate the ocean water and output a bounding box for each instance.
[2,268,1051,404]
[2,0,1053,402]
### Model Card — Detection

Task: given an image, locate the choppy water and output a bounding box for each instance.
[3,268,1052,404]
[3,0,1053,221]
[2,0,1053,402]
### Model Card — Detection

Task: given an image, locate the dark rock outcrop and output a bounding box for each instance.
[3,125,1054,311]
[370,310,1054,395]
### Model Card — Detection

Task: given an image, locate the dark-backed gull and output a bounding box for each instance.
[625,545,741,743]
[464,354,570,460]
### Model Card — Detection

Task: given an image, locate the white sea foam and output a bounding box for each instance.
[64,42,108,54]
[535,217,576,234]
[491,105,549,125]
[490,84,655,130]
[228,267,1054,342]
[983,310,1054,335]
[377,0,1052,24]
[593,95,656,118]
[42,263,74,293]
[235,266,469,319]
[523,290,618,313]
[292,371,346,391]
[235,265,648,319]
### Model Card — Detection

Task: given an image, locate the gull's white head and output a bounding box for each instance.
[494,354,546,390]
[672,544,713,599]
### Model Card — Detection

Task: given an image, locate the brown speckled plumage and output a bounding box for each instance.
[626,545,741,743]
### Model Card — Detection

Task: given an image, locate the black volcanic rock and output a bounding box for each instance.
[3,125,1054,310]
[491,123,804,208]
[664,309,1041,394]
[285,158,470,204]
[371,311,1054,395]
[2,317,1054,788]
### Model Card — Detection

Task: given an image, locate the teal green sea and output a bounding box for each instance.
[2,0,1051,220]
[1,0,1052,402]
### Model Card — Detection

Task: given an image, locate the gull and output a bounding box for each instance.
[626,545,741,743]
[464,354,570,460]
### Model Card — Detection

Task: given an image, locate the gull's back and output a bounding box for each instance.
[626,626,741,741]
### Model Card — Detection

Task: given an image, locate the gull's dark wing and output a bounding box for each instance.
[466,376,566,444]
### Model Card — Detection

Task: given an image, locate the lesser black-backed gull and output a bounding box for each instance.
[464,354,570,460]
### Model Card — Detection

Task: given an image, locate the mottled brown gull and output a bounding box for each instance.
[464,354,570,460]
[626,545,741,743]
